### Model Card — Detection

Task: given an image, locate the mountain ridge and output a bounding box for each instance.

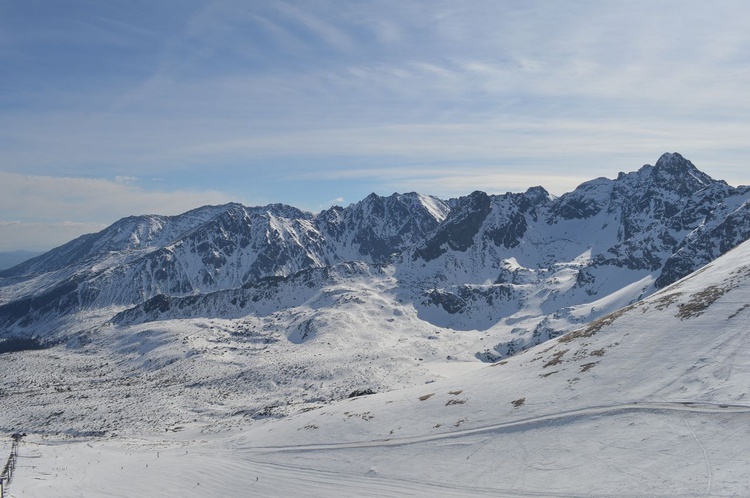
[2,153,750,349]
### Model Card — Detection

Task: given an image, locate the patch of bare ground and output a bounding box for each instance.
[543,349,569,368]
[677,285,728,319]
[446,399,467,406]
[559,304,635,343]
[678,265,750,319]
[652,292,683,311]
[511,397,525,407]
[418,393,434,401]
[344,411,374,421]
[579,362,598,373]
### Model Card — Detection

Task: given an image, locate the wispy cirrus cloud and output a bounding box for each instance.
[2,1,750,249]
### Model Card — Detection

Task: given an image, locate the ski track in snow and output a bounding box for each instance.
[682,415,713,495]
[245,401,750,453]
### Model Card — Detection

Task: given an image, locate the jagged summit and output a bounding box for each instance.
[654,151,704,175]
[649,151,717,193]
[523,185,553,202]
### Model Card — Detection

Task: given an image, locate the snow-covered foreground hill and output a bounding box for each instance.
[8,237,750,496]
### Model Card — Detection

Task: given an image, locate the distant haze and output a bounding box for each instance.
[0,250,42,270]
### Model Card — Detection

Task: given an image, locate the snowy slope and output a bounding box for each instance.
[8,234,750,497]
[1,153,750,436]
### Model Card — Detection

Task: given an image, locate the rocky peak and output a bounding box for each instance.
[553,177,613,220]
[654,152,699,174]
[523,186,552,204]
[339,192,449,262]
[646,152,716,195]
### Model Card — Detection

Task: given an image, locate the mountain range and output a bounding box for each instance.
[2,152,750,353]
[3,152,750,496]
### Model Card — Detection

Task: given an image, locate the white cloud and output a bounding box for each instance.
[319,196,345,209]
[114,175,138,184]
[273,1,354,53]
[304,166,591,199]
[1,0,749,238]
[0,172,233,251]
[0,221,109,252]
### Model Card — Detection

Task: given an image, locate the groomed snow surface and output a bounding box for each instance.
[7,240,750,496]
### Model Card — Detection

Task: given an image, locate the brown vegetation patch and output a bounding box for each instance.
[418,393,435,401]
[559,305,635,343]
[511,397,525,407]
[344,411,374,421]
[448,390,463,395]
[676,285,728,319]
[652,292,683,311]
[446,399,467,406]
[543,349,569,368]
[579,362,598,373]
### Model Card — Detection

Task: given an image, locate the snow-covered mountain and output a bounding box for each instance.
[5,152,748,362]
[7,200,750,497]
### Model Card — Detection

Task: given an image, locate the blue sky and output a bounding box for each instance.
[2,1,750,251]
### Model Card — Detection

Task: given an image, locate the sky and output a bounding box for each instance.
[2,1,750,251]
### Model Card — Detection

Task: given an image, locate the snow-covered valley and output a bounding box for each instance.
[8,235,750,496]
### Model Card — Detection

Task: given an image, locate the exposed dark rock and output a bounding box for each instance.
[348,389,376,398]
[414,191,491,261]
